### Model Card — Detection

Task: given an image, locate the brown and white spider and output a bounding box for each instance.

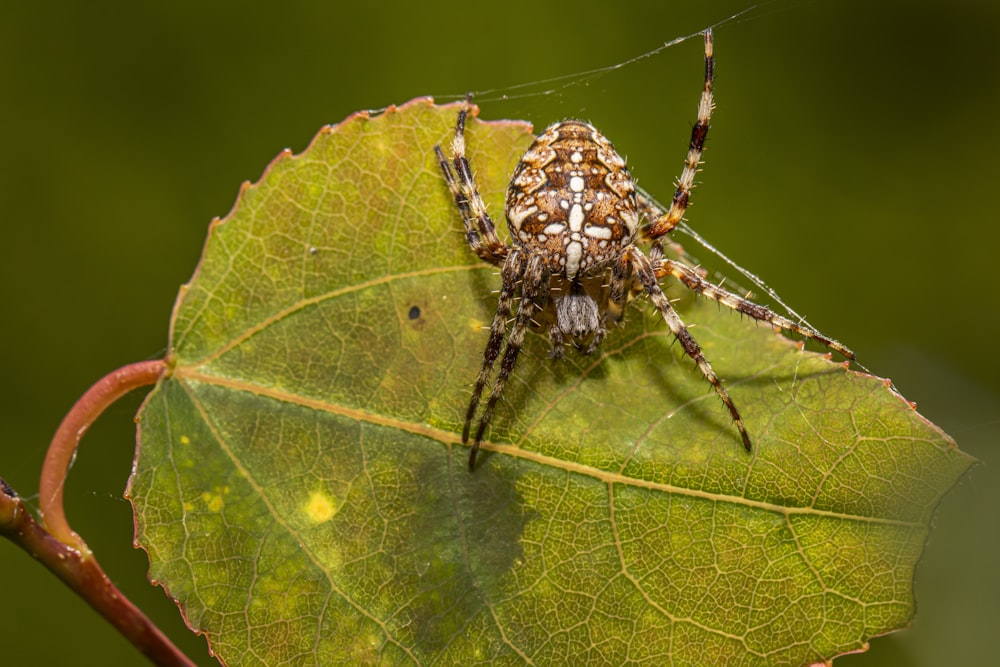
[435,30,854,471]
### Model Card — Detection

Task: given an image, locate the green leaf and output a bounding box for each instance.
[129,98,973,666]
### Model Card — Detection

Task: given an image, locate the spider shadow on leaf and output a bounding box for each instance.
[396,447,536,649]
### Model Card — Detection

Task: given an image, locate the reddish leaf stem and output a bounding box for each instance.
[7,359,196,665]
[40,359,166,547]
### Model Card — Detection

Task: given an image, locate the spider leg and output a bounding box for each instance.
[643,30,715,242]
[658,258,856,360]
[584,327,606,356]
[630,247,752,451]
[607,251,634,326]
[463,249,524,444]
[434,145,476,241]
[636,192,697,264]
[548,325,565,359]
[469,253,548,470]
[433,94,509,265]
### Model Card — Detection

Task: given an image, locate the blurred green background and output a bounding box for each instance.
[1,1,997,664]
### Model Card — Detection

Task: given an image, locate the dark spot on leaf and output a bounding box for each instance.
[408,305,421,320]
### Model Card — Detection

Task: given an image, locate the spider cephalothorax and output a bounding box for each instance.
[435,30,854,470]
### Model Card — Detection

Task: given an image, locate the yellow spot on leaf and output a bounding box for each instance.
[201,489,224,513]
[180,435,190,445]
[305,491,337,523]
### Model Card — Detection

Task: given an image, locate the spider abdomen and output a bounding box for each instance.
[504,120,639,281]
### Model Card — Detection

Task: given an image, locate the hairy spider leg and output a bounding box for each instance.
[643,29,714,242]
[469,253,549,470]
[606,253,634,327]
[630,248,752,451]
[657,258,856,360]
[636,192,701,264]
[462,249,524,444]
[433,95,509,265]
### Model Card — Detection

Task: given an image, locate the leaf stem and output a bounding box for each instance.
[12,359,196,665]
[39,359,166,548]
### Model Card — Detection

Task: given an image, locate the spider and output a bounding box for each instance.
[434,30,855,471]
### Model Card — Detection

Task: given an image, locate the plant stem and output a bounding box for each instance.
[1,478,196,666]
[4,359,198,665]
[39,359,166,548]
